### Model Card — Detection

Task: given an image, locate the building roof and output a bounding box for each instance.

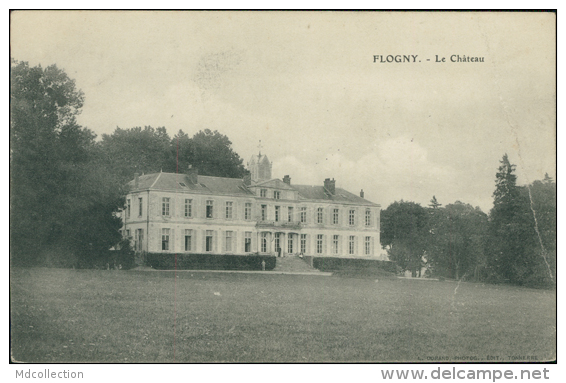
[128,172,253,196]
[292,185,379,207]
[250,178,295,190]
[128,172,379,206]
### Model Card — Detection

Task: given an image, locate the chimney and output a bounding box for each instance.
[283,175,291,185]
[134,173,140,189]
[360,189,365,198]
[324,178,336,195]
[188,164,198,184]
[243,173,251,186]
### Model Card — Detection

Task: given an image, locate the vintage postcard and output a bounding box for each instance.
[10,10,556,369]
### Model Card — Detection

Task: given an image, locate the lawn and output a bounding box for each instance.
[10,267,556,363]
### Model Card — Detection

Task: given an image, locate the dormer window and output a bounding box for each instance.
[260,189,267,197]
[274,191,280,200]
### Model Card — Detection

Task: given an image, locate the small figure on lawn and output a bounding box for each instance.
[261,260,266,271]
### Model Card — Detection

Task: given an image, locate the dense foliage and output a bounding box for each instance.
[99,127,248,184]
[486,157,556,286]
[10,60,125,266]
[380,155,556,287]
[380,201,429,277]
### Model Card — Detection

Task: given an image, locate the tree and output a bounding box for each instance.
[189,129,248,178]
[486,154,555,286]
[520,178,556,286]
[429,195,442,209]
[380,201,429,276]
[99,126,172,183]
[100,127,248,182]
[426,202,488,280]
[10,60,124,266]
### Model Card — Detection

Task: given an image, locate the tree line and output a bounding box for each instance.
[381,154,556,287]
[10,60,247,267]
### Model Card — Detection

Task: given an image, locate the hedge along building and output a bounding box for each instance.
[121,151,380,260]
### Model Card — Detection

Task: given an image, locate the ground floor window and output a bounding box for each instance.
[365,236,372,255]
[300,234,307,254]
[275,233,281,255]
[288,235,293,254]
[136,229,144,252]
[162,228,170,251]
[316,234,323,254]
[349,235,355,255]
[333,235,340,255]
[185,229,192,252]
[245,232,252,253]
[226,231,233,252]
[261,233,268,253]
[206,230,213,252]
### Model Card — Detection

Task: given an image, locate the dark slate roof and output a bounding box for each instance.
[251,178,295,190]
[291,185,379,207]
[128,172,378,206]
[128,172,253,196]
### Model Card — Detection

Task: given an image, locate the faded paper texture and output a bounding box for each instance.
[10,11,556,363]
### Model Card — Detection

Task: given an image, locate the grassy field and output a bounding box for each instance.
[10,267,556,363]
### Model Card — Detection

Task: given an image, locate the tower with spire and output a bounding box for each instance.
[248,140,272,182]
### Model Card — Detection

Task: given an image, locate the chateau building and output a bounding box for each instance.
[122,152,380,259]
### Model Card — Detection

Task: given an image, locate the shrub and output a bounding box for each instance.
[145,253,276,271]
[311,256,398,274]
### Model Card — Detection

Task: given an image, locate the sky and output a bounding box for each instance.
[10,11,556,213]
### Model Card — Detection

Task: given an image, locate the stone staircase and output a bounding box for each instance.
[273,256,321,273]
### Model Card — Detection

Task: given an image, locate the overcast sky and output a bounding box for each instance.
[11,11,556,212]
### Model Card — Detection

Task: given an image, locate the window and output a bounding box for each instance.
[261,233,268,253]
[162,197,170,216]
[261,205,267,221]
[162,228,170,251]
[138,197,143,217]
[274,191,280,200]
[365,236,372,255]
[225,231,233,252]
[288,235,293,254]
[275,233,281,253]
[260,189,267,197]
[245,203,252,220]
[300,234,307,254]
[288,206,294,222]
[226,201,233,219]
[316,234,324,254]
[126,199,131,219]
[349,209,356,226]
[365,209,371,226]
[245,232,252,253]
[136,229,143,252]
[206,230,214,252]
[184,199,192,218]
[317,207,324,224]
[333,208,339,225]
[300,207,307,223]
[349,236,355,255]
[185,229,192,252]
[125,229,131,239]
[333,235,340,255]
[275,206,280,222]
[206,200,214,218]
